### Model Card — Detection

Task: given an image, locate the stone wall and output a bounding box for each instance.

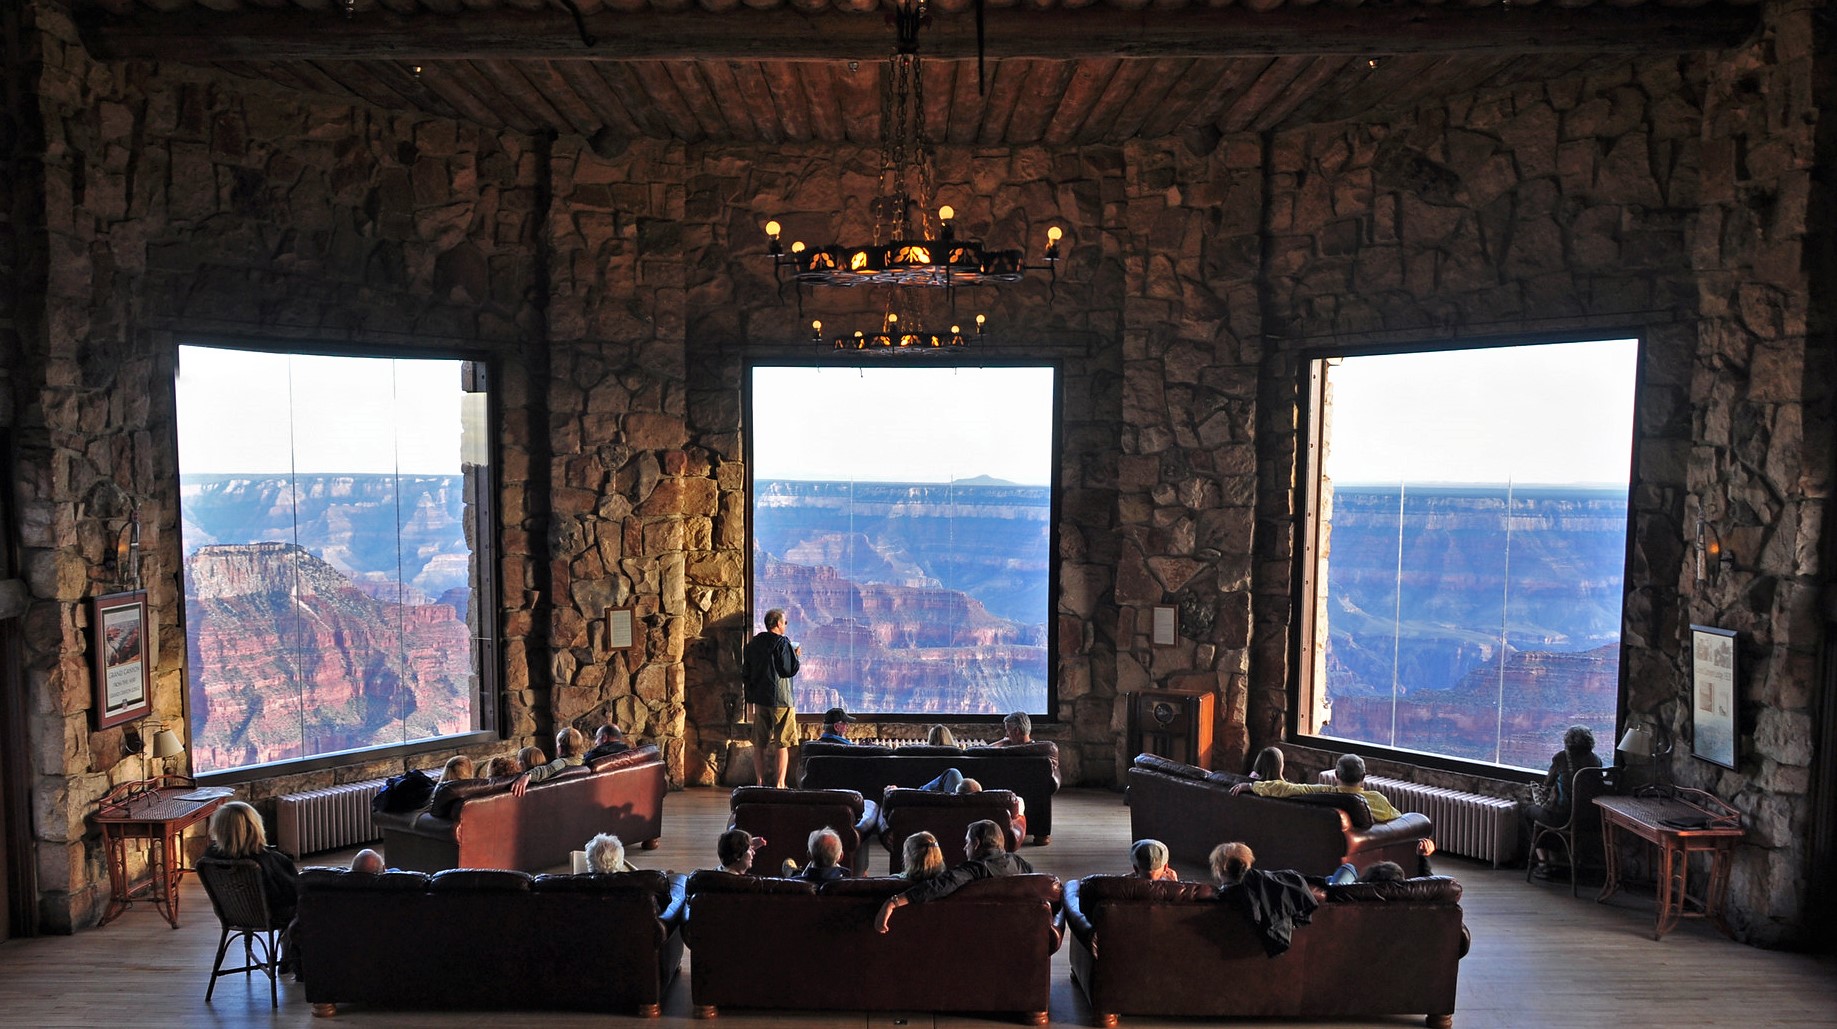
[16,0,544,930]
[1247,19,1825,946]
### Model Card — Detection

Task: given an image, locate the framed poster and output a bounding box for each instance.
[606,606,635,650]
[92,590,151,730]
[1689,624,1739,769]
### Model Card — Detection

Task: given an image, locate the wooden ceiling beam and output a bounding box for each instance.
[80,5,1759,64]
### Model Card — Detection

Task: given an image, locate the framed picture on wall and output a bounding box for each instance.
[1689,624,1739,769]
[92,590,151,730]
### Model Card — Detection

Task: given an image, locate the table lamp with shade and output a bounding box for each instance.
[1617,719,1671,790]
[126,720,186,776]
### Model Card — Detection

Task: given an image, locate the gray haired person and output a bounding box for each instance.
[585,832,633,873]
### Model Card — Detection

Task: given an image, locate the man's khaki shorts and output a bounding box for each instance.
[750,704,797,750]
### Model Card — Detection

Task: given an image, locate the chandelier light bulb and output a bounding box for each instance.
[1047,226,1063,243]
[812,320,822,332]
[951,325,960,334]
[939,205,954,221]
[791,241,805,254]
[765,220,782,239]
[888,313,899,324]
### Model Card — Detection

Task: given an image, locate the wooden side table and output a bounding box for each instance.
[1594,787,1743,940]
[93,777,229,929]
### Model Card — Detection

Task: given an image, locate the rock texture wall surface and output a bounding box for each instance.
[17,0,543,930]
[7,0,1825,948]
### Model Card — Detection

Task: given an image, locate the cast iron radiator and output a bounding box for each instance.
[274,778,386,859]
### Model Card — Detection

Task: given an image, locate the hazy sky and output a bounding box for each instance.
[751,366,1055,484]
[1325,338,1640,486]
[176,346,467,475]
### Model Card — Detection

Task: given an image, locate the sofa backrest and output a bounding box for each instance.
[431,744,666,871]
[879,788,1021,870]
[295,866,682,1010]
[727,787,869,874]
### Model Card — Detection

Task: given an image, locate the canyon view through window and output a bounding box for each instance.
[749,365,1056,719]
[1299,339,1638,771]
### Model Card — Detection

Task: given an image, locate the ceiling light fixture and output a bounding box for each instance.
[763,0,1063,346]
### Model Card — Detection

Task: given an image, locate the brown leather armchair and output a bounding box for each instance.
[877,788,1022,873]
[683,870,1062,1023]
[727,787,879,876]
[1065,873,1467,1027]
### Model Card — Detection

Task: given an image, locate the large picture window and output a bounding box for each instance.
[749,365,1056,719]
[1297,339,1637,772]
[176,345,495,775]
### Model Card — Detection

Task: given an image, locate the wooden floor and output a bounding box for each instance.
[3,787,1833,1028]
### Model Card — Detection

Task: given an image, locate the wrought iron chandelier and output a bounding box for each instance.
[763,0,1061,347]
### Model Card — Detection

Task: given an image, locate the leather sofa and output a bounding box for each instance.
[877,787,1022,873]
[726,787,879,876]
[682,870,1063,1022]
[799,741,1061,841]
[373,744,667,872]
[1126,753,1433,875]
[294,866,686,1017]
[1065,873,1468,1027]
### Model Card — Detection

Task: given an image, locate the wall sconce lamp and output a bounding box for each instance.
[1694,509,1730,588]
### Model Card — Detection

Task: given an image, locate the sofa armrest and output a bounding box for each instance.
[1348,811,1434,851]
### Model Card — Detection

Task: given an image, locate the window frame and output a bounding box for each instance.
[176,337,503,785]
[743,357,1064,726]
[1286,331,1644,781]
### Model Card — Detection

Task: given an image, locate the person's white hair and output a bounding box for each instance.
[807,828,843,868]
[585,832,626,873]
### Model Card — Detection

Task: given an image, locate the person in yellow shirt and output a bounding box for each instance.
[1229,753,1403,822]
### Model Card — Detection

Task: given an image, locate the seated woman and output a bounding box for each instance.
[515,746,547,773]
[716,828,766,875]
[926,725,959,748]
[1524,725,1603,875]
[205,801,300,969]
[1129,838,1178,881]
[483,755,520,778]
[901,831,945,882]
[437,755,475,785]
[1249,746,1286,782]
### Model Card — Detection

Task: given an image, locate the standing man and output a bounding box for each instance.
[743,608,801,789]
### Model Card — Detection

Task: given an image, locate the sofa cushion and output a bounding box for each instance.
[685,870,818,896]
[591,743,662,773]
[1074,874,1217,904]
[729,786,865,814]
[801,741,895,759]
[430,868,533,893]
[531,869,672,903]
[1290,789,1375,830]
[299,867,434,892]
[1132,753,1209,780]
[1326,875,1463,905]
[954,872,1063,904]
[817,876,911,899]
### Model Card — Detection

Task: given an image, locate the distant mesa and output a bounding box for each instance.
[952,474,1016,486]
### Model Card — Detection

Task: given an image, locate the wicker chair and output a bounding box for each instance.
[1524,765,1613,898]
[196,858,284,1007]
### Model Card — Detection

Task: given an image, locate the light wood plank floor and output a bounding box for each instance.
[2,787,1832,1028]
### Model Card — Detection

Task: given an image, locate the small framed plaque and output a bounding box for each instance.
[1689,624,1738,769]
[606,607,635,650]
[1151,605,1178,647]
[92,590,152,730]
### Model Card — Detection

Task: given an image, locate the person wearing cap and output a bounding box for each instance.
[816,706,855,745]
[1128,838,1178,881]
[743,608,801,789]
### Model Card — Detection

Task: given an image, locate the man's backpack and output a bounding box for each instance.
[372,768,436,814]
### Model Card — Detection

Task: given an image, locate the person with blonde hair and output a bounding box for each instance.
[515,745,546,772]
[1209,841,1255,887]
[926,725,958,748]
[1249,746,1286,783]
[901,831,945,882]
[204,801,300,969]
[438,755,475,785]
